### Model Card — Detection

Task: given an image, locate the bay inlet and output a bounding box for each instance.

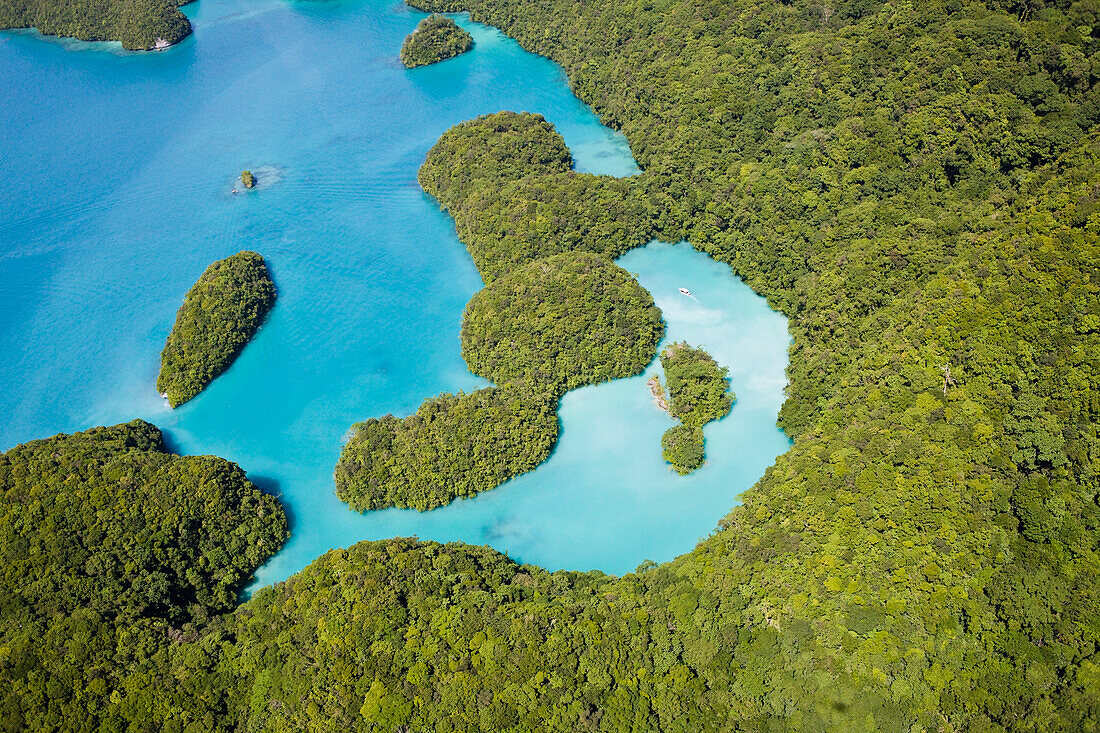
[0,0,790,587]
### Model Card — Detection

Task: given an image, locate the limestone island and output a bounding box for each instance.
[0,0,192,50]
[157,251,276,407]
[400,15,473,68]
[240,170,256,189]
[653,342,734,474]
[335,384,558,512]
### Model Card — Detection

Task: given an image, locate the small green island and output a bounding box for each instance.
[400,14,472,68]
[240,170,256,189]
[651,342,734,474]
[156,251,276,407]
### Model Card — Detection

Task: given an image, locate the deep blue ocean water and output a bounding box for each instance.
[0,0,790,586]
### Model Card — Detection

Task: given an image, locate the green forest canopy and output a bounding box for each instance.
[2,0,1100,728]
[0,420,287,729]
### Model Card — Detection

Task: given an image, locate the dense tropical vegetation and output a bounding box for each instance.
[0,420,286,730]
[400,14,472,68]
[420,111,657,281]
[660,422,705,475]
[335,384,558,511]
[0,0,191,50]
[659,342,733,429]
[654,343,733,473]
[157,251,276,407]
[325,0,1100,724]
[240,170,255,189]
[3,0,1100,727]
[461,251,664,394]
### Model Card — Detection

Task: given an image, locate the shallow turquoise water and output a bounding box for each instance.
[0,0,789,584]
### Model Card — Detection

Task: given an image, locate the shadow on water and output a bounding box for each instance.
[240,474,295,600]
[159,428,184,457]
[248,473,296,534]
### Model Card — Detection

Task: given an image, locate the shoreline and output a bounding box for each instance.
[647,375,668,411]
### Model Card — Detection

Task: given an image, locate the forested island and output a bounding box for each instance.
[157,251,275,407]
[0,0,191,50]
[660,423,705,474]
[400,14,472,68]
[3,0,1100,727]
[653,343,733,474]
[335,384,558,511]
[461,251,664,395]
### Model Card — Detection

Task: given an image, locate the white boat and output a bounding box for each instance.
[679,287,691,296]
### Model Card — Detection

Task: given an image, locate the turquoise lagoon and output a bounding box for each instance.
[0,0,790,585]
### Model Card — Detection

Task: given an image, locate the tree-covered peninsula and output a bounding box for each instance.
[157,251,276,407]
[335,384,558,511]
[0,420,287,729]
[0,0,191,50]
[400,14,472,68]
[654,343,733,474]
[420,111,657,281]
[335,250,663,510]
